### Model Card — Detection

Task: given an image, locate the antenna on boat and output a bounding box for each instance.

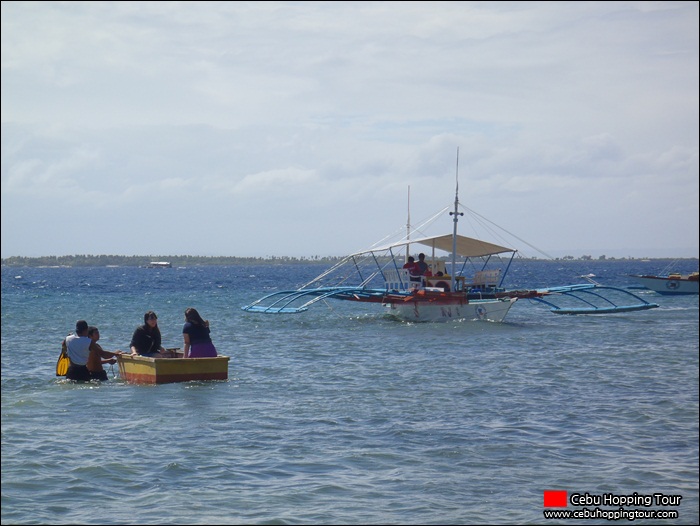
[449,148,463,292]
[406,185,411,263]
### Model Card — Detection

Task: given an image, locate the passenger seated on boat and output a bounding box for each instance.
[130,311,168,357]
[416,253,430,276]
[409,253,433,285]
[403,256,421,281]
[182,307,218,358]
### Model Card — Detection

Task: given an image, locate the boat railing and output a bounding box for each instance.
[383,268,414,292]
[472,269,501,287]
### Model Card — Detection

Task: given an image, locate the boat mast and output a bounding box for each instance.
[405,185,411,263]
[449,148,463,292]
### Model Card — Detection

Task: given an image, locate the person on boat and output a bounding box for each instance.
[182,307,218,358]
[416,253,432,276]
[63,320,93,381]
[130,311,168,357]
[86,326,122,381]
[403,256,421,281]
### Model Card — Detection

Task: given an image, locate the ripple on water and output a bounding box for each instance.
[2,264,698,524]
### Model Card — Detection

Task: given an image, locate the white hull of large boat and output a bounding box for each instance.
[386,297,517,322]
[631,275,699,295]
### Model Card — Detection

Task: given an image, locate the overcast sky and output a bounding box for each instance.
[2,1,698,259]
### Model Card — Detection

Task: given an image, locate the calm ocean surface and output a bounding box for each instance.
[2,259,698,525]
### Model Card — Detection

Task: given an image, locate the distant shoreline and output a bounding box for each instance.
[2,254,698,268]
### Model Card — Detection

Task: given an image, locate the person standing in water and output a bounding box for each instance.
[64,320,92,381]
[87,326,122,380]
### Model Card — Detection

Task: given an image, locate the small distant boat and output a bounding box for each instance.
[629,272,699,295]
[117,350,229,384]
[147,261,172,268]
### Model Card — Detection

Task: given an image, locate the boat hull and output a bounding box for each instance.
[630,275,699,295]
[117,353,230,384]
[385,295,517,322]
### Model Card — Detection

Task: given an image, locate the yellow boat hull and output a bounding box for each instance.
[117,352,229,384]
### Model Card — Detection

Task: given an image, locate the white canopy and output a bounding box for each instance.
[355,234,515,258]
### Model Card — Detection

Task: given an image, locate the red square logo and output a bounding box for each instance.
[544,490,567,507]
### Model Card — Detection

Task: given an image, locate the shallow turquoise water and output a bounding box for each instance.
[2,261,698,524]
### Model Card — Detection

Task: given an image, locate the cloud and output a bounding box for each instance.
[2,1,698,258]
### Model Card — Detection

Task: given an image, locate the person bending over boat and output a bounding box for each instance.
[130,311,168,357]
[182,307,218,358]
[87,326,122,380]
[64,320,93,381]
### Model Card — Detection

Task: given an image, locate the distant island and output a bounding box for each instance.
[0,255,342,268]
[1,254,697,268]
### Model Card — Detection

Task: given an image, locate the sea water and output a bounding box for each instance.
[1,260,698,525]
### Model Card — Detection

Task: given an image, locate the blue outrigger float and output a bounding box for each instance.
[525,280,659,315]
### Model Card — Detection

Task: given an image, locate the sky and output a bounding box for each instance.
[2,1,698,260]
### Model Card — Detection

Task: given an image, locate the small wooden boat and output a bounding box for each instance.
[117,349,229,384]
[629,272,699,295]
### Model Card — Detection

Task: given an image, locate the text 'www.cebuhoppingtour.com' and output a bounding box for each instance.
[542,491,682,521]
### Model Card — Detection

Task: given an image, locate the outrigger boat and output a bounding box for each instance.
[244,154,520,323]
[242,241,518,322]
[629,272,699,295]
[243,153,658,321]
[241,238,658,320]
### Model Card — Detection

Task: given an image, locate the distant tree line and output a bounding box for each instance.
[1,254,695,268]
[0,254,346,268]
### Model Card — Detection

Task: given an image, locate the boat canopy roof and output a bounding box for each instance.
[354,234,515,258]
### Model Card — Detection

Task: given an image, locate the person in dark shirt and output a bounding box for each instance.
[416,253,430,275]
[182,307,218,358]
[130,311,167,357]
